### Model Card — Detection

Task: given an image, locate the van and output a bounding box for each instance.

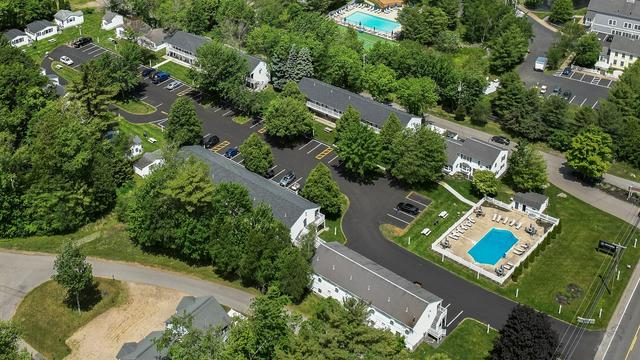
[152,72,170,84]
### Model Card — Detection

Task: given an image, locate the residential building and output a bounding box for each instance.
[138,28,171,52]
[130,136,143,158]
[54,10,84,29]
[585,0,640,68]
[133,150,164,177]
[118,296,231,360]
[370,0,404,8]
[311,241,448,350]
[3,29,31,47]
[165,30,211,65]
[603,34,640,69]
[182,146,324,243]
[244,54,270,91]
[512,192,549,213]
[444,137,509,177]
[298,77,422,132]
[24,20,58,41]
[102,11,124,30]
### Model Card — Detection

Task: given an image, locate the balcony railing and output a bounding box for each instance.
[306,101,341,119]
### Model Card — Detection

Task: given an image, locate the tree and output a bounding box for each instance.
[275,247,311,303]
[0,321,30,360]
[67,60,116,118]
[472,170,499,196]
[300,163,343,218]
[166,97,203,146]
[540,95,569,134]
[156,313,226,360]
[573,33,601,68]
[489,25,529,74]
[489,305,558,360]
[239,133,274,176]
[395,77,439,115]
[191,40,248,97]
[549,0,574,25]
[435,30,460,53]
[566,125,613,181]
[263,96,313,140]
[492,72,545,140]
[506,143,548,192]
[398,5,450,46]
[52,241,94,313]
[390,126,447,185]
[470,97,491,126]
[335,110,380,178]
[94,52,140,99]
[362,63,397,103]
[379,113,404,167]
[322,44,364,92]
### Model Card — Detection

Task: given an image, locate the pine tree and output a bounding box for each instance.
[379,113,403,167]
[270,52,287,89]
[296,47,314,80]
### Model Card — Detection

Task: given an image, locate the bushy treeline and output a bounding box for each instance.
[0,0,69,31]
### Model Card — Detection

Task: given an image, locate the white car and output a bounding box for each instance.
[165,81,181,90]
[539,85,548,94]
[59,56,74,65]
[147,137,157,144]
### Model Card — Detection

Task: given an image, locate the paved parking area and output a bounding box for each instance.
[553,70,615,89]
[385,192,431,230]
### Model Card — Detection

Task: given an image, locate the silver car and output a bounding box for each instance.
[165,81,181,90]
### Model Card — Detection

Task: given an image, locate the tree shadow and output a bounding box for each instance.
[263,134,309,150]
[65,281,103,312]
[331,162,382,185]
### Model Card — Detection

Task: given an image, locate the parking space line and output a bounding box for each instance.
[292,177,304,185]
[81,45,96,52]
[569,95,576,103]
[140,96,148,101]
[298,139,316,150]
[327,155,339,164]
[397,210,416,219]
[579,74,585,81]
[580,98,587,106]
[316,147,333,160]
[269,165,278,171]
[230,153,241,160]
[170,84,185,92]
[592,100,599,109]
[237,159,244,164]
[222,110,234,117]
[272,168,286,179]
[249,120,263,128]
[213,107,221,112]
[386,213,410,225]
[405,195,429,207]
[87,48,102,55]
[202,133,211,139]
[446,311,464,327]
[306,143,322,154]
[150,118,167,124]
[155,79,170,86]
[211,140,230,153]
[257,127,267,134]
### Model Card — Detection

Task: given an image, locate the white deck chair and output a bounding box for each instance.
[502,216,509,224]
[513,249,524,255]
[496,215,502,223]
[515,222,522,230]
[492,213,497,221]
[509,219,516,226]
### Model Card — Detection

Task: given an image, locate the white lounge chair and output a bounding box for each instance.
[502,217,509,224]
[496,215,502,223]
[503,263,513,270]
[509,219,515,226]
[468,217,476,223]
[492,213,497,221]
[515,222,522,230]
[513,249,524,255]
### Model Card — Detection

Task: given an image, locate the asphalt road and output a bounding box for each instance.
[0,251,254,321]
[41,44,605,358]
[517,17,610,108]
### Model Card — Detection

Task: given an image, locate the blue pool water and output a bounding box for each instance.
[344,11,401,34]
[468,228,518,265]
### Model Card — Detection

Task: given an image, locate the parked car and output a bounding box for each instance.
[224,147,238,158]
[71,36,92,48]
[397,202,420,215]
[279,171,296,187]
[59,56,73,65]
[264,168,275,179]
[204,135,220,149]
[165,80,181,90]
[562,66,572,76]
[552,86,561,95]
[141,68,155,77]
[562,90,572,100]
[252,117,261,125]
[539,85,548,94]
[490,135,510,145]
[290,182,301,193]
[152,71,170,84]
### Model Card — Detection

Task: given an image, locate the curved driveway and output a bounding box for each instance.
[0,251,254,321]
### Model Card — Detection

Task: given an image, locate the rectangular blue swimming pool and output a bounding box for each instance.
[344,11,401,34]
[468,228,518,265]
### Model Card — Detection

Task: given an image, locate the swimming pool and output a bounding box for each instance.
[344,11,401,34]
[468,228,518,265]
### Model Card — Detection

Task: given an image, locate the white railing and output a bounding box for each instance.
[483,196,512,211]
[526,208,560,225]
[306,101,341,119]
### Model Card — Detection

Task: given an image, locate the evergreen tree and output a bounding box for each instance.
[271,51,287,89]
[295,46,314,80]
[275,247,312,303]
[379,113,404,167]
[67,61,116,118]
[470,97,491,126]
[540,95,569,134]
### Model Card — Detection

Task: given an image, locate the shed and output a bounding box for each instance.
[513,192,549,213]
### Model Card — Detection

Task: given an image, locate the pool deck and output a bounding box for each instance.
[447,205,546,273]
[329,3,401,40]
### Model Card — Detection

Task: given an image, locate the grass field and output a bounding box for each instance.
[412,318,498,360]
[311,120,337,144]
[157,61,193,84]
[337,25,395,50]
[116,116,166,151]
[318,194,349,244]
[387,181,640,328]
[608,161,640,183]
[13,278,127,360]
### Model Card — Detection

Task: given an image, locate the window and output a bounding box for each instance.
[335,287,339,293]
[613,60,618,65]
[608,19,617,26]
[621,61,625,66]
[622,54,626,59]
[405,329,410,335]
[624,22,631,29]
[390,320,394,325]
[317,278,322,282]
[318,288,322,293]
[615,52,619,57]
[635,24,640,30]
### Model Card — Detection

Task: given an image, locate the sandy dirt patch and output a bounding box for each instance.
[65,282,187,360]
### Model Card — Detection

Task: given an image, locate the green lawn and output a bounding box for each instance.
[311,120,337,144]
[116,116,166,152]
[412,318,498,359]
[337,25,395,50]
[427,107,510,138]
[157,61,193,84]
[13,278,127,360]
[70,0,99,9]
[608,161,640,183]
[319,194,349,244]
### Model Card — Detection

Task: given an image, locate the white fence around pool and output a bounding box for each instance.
[431,197,560,284]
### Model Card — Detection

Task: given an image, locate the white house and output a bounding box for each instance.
[3,29,31,47]
[444,137,509,178]
[311,241,448,349]
[101,11,124,31]
[182,146,325,243]
[244,54,270,91]
[138,28,170,51]
[25,20,59,41]
[54,10,84,29]
[133,150,164,177]
[165,30,211,65]
[512,192,549,213]
[129,136,143,158]
[298,77,422,132]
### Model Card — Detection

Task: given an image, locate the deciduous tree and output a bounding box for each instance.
[335,109,380,178]
[489,25,529,74]
[52,241,94,313]
[263,96,313,140]
[379,113,404,167]
[167,97,203,146]
[395,77,439,115]
[566,125,613,180]
[239,133,274,176]
[362,63,397,103]
[390,126,447,185]
[0,321,30,360]
[549,0,574,25]
[506,143,548,192]
[300,163,343,218]
[472,170,499,196]
[573,33,601,68]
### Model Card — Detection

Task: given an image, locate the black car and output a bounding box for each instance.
[142,68,156,78]
[204,135,220,149]
[562,90,572,100]
[279,171,296,187]
[264,168,275,179]
[552,86,561,95]
[252,117,261,125]
[562,66,572,76]
[397,202,420,215]
[71,37,92,48]
[490,135,510,146]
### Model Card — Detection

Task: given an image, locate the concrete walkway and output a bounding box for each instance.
[517,4,559,33]
[152,58,172,69]
[439,181,477,206]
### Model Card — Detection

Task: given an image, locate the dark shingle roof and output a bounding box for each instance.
[445,138,505,167]
[143,28,170,46]
[54,10,82,21]
[587,0,640,20]
[244,54,262,72]
[514,192,548,210]
[116,331,165,360]
[165,30,211,54]
[25,20,55,34]
[133,149,162,169]
[103,11,119,23]
[298,77,420,129]
[610,35,640,54]
[3,29,26,40]
[313,241,441,329]
[181,146,320,228]
[172,296,231,330]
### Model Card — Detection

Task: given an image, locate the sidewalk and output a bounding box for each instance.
[517,5,558,33]
[439,181,476,206]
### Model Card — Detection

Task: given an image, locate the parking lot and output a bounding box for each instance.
[553,70,614,89]
[385,192,432,230]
